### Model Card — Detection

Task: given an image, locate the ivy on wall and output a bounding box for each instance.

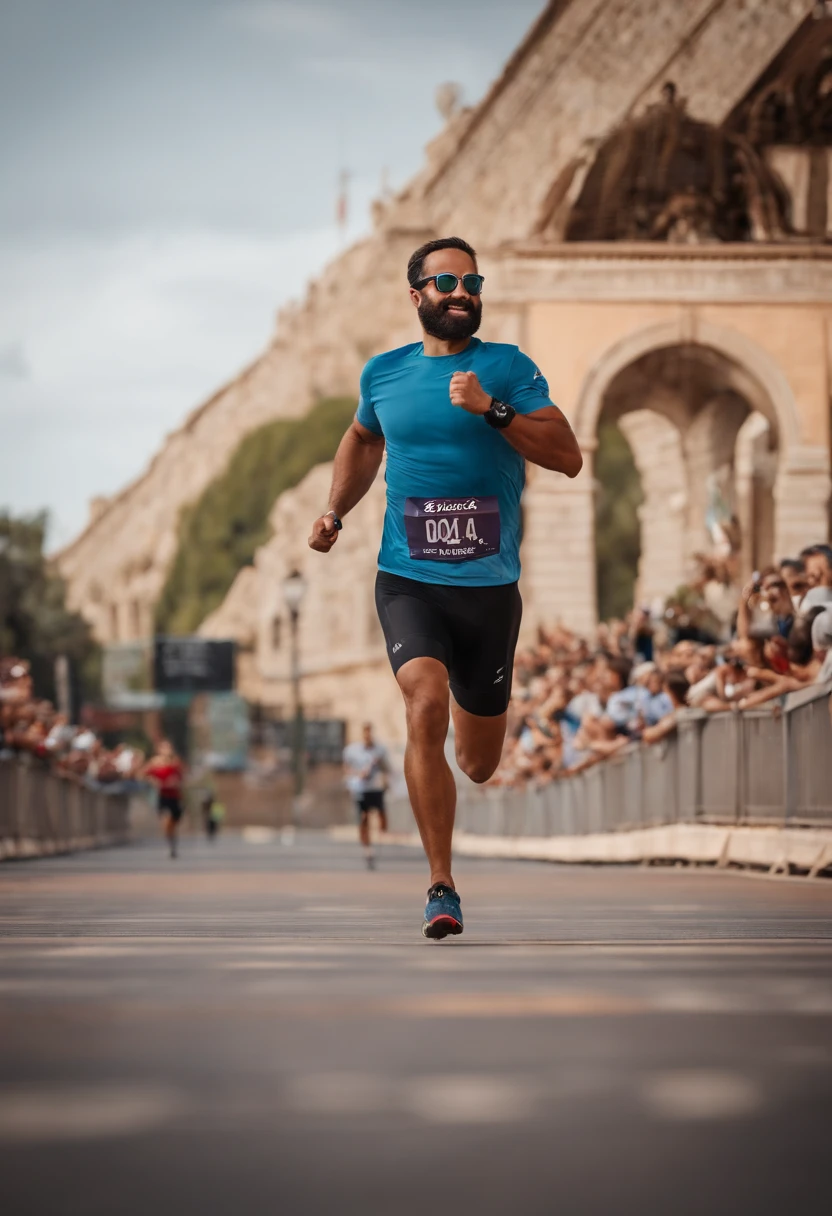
[155,396,357,636]
[594,420,643,622]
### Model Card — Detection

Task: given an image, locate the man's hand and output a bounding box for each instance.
[449,371,491,416]
[308,513,339,553]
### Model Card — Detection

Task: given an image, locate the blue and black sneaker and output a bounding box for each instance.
[422,883,463,940]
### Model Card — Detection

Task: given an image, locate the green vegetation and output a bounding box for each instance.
[594,420,643,622]
[156,396,357,636]
[0,512,100,701]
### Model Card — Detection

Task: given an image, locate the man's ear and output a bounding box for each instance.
[409,287,421,310]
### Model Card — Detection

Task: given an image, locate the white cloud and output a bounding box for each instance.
[225,2,347,39]
[0,0,546,550]
[0,187,376,549]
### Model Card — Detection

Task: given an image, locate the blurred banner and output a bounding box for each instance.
[154,637,235,694]
[102,641,153,708]
[253,717,346,766]
[190,692,250,771]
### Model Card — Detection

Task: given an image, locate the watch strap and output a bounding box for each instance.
[484,398,516,430]
[325,510,343,531]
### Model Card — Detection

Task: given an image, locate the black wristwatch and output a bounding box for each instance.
[484,398,516,429]
[325,510,343,531]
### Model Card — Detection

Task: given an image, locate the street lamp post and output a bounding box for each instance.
[282,569,307,809]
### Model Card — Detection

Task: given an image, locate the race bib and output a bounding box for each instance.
[404,496,500,562]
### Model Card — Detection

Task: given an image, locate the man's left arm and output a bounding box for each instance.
[449,355,582,477]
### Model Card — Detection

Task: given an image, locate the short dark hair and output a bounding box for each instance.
[664,670,690,704]
[607,657,632,690]
[787,607,825,666]
[799,543,832,566]
[407,236,477,286]
[779,558,805,573]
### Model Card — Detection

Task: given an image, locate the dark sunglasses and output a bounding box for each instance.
[413,272,485,295]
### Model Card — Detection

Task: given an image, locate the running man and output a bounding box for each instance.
[343,722,390,870]
[308,236,582,938]
[143,739,186,859]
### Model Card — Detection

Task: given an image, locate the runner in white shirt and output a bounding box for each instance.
[343,722,389,870]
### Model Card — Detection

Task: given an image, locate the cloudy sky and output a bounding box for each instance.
[1,0,544,548]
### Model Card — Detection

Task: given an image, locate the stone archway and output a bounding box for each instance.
[572,319,801,453]
[518,319,829,634]
[591,340,782,615]
[573,318,829,581]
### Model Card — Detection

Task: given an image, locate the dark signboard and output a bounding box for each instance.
[252,718,346,765]
[153,637,235,694]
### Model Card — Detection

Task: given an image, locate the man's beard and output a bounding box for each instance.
[418,295,482,341]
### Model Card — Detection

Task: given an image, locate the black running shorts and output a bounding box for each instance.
[158,794,183,823]
[357,790,386,818]
[375,571,522,717]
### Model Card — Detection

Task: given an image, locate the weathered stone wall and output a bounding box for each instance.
[421,0,814,244]
[199,462,407,742]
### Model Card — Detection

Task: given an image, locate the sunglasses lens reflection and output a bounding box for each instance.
[431,274,484,294]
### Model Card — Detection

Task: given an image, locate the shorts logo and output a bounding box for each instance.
[493,665,505,685]
[392,642,402,653]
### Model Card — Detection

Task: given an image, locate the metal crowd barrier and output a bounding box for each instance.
[386,682,832,838]
[0,755,131,859]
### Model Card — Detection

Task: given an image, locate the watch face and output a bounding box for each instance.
[485,400,513,428]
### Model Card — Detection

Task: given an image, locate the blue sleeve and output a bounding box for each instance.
[355,359,383,435]
[505,349,554,416]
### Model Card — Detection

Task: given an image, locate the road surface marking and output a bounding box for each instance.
[641,1071,763,1120]
[403,1075,537,1124]
[0,1085,186,1142]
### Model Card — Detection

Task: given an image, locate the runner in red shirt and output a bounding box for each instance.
[143,739,186,859]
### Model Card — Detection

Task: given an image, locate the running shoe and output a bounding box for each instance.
[422,883,463,940]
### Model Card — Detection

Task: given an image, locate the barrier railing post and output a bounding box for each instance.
[736,710,744,825]
[782,702,794,826]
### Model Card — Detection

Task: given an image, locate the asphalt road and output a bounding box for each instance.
[1,830,831,1216]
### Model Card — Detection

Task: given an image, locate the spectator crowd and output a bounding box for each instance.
[497,543,832,787]
[1,657,146,791]
[5,543,832,797]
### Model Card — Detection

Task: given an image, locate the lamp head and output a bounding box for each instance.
[282,568,307,614]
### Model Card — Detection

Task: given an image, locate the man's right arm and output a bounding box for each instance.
[308,418,385,552]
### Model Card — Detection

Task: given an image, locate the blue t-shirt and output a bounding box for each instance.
[356,338,553,586]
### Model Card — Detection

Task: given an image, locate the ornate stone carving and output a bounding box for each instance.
[745,26,832,147]
[564,83,791,243]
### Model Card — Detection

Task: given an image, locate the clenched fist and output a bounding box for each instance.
[308,513,340,553]
[449,371,491,416]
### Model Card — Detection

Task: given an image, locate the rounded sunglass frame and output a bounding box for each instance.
[413,272,485,295]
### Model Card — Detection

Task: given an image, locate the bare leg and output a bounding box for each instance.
[358,812,371,851]
[396,657,455,889]
[451,701,508,785]
[163,812,177,857]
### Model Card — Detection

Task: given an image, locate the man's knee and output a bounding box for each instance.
[405,688,449,746]
[456,750,499,785]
